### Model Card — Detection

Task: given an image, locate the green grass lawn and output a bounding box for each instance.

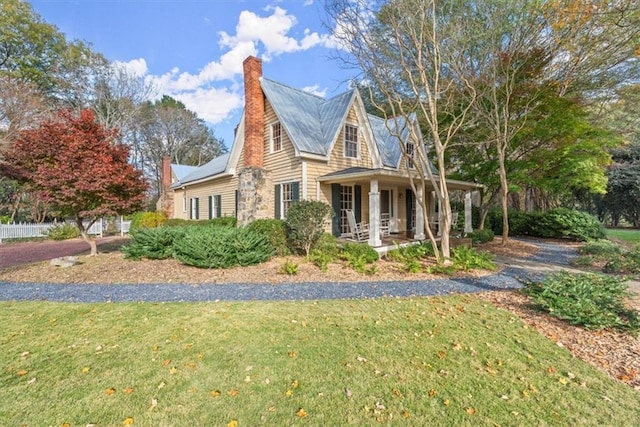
[607,228,640,244]
[1,296,638,426]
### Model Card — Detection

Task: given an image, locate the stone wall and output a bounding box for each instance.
[237,166,272,226]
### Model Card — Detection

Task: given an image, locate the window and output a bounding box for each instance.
[344,124,358,158]
[275,182,299,219]
[406,142,415,169]
[281,182,294,218]
[190,197,199,220]
[340,185,353,235]
[271,122,282,152]
[209,195,221,219]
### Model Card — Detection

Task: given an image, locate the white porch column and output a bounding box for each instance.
[464,191,473,233]
[368,179,382,246]
[415,185,425,240]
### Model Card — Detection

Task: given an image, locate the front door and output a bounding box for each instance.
[380,188,396,232]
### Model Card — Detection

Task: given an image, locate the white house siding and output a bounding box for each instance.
[172,175,238,220]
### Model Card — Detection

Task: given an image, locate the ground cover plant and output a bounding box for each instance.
[1,296,638,426]
[523,272,640,333]
[572,239,640,275]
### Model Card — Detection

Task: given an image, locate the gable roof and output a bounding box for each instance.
[260,78,355,157]
[172,164,199,181]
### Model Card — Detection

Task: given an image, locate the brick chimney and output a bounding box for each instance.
[243,56,264,168]
[156,156,174,218]
[161,156,172,188]
[237,56,271,226]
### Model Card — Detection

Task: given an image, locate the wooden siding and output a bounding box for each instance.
[172,175,238,220]
[327,106,375,171]
[263,99,302,189]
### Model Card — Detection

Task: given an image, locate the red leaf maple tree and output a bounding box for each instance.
[1,109,148,255]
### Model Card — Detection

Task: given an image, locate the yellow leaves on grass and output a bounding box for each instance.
[227,421,238,427]
[287,351,297,358]
[123,387,134,394]
[106,387,116,395]
[17,369,28,376]
[402,411,411,418]
[82,366,90,374]
[210,390,221,398]
[296,408,308,418]
[228,389,239,397]
[122,417,134,425]
[428,389,437,397]
[465,407,476,415]
[161,359,171,366]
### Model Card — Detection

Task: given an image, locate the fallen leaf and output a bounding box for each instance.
[17,370,28,376]
[285,389,293,397]
[157,382,166,389]
[402,411,410,418]
[162,359,171,366]
[437,351,446,359]
[345,388,353,398]
[392,388,403,398]
[227,421,238,427]
[288,351,297,358]
[244,375,251,383]
[21,351,30,358]
[82,367,90,374]
[169,367,177,374]
[547,366,557,374]
[296,408,308,418]
[106,387,116,395]
[122,417,134,425]
[150,398,158,408]
[123,387,134,394]
[268,406,276,412]
[228,389,239,396]
[27,377,36,385]
[210,390,221,398]
[152,345,159,351]
[428,389,437,397]
[452,343,463,351]
[356,356,367,363]
[466,407,476,415]
[443,399,450,406]
[61,423,71,427]
[291,379,299,389]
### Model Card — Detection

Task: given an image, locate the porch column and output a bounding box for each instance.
[415,185,425,240]
[368,179,382,246]
[464,191,473,233]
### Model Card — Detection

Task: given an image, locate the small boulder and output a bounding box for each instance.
[50,256,79,268]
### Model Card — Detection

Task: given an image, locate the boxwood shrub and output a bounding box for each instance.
[246,218,289,256]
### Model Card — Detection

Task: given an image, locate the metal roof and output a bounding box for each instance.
[172,153,230,187]
[171,164,198,181]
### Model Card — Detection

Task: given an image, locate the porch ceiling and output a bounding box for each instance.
[317,167,483,190]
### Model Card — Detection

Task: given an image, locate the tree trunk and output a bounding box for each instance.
[76,217,98,256]
[497,146,509,246]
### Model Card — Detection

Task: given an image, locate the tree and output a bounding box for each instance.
[136,95,227,199]
[602,142,640,227]
[326,0,478,262]
[1,109,147,255]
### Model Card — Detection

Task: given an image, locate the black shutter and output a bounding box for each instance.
[354,185,362,223]
[195,198,200,220]
[406,189,413,231]
[331,183,341,236]
[208,196,213,219]
[292,182,300,201]
[274,184,281,219]
[234,190,238,218]
[189,198,193,219]
[216,195,222,218]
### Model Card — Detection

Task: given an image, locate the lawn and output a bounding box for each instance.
[1,296,638,426]
[607,228,640,244]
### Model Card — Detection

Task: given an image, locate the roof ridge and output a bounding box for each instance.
[261,77,327,101]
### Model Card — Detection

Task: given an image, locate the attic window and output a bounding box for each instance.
[271,122,282,152]
[344,124,358,158]
[406,142,415,169]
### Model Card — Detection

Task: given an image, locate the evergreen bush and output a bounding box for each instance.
[46,223,79,240]
[468,229,494,244]
[172,226,272,268]
[121,226,185,260]
[247,219,289,256]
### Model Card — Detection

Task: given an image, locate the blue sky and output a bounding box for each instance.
[29,0,354,147]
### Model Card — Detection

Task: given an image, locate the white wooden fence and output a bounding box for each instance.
[0,217,131,243]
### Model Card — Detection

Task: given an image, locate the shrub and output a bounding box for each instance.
[164,217,237,228]
[280,259,299,275]
[309,249,334,272]
[451,246,496,271]
[285,201,334,256]
[46,223,80,240]
[386,241,435,262]
[121,226,185,260]
[173,226,272,268]
[308,234,341,272]
[523,271,639,333]
[468,229,494,244]
[579,239,622,258]
[340,242,379,274]
[247,219,289,256]
[603,245,640,274]
[533,208,605,241]
[130,211,167,231]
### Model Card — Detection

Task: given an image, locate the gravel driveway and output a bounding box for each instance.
[0,240,577,303]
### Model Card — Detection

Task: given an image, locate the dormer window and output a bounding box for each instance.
[344,124,358,158]
[271,122,282,152]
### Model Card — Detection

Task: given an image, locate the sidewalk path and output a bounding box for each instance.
[0,239,588,303]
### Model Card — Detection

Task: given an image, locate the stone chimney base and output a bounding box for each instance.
[237,166,272,226]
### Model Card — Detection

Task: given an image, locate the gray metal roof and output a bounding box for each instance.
[172,153,230,187]
[261,78,355,156]
[172,164,198,181]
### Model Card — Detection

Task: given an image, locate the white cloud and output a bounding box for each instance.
[122,6,336,127]
[112,58,148,77]
[302,84,327,97]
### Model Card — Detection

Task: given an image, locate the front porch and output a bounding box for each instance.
[318,167,482,250]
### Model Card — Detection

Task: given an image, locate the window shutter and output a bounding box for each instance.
[331,183,341,236]
[235,190,238,218]
[406,189,414,231]
[216,195,222,218]
[274,184,281,219]
[354,185,362,223]
[195,198,200,220]
[292,182,300,202]
[208,196,213,220]
[189,198,193,219]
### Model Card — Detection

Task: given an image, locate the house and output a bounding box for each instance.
[159,56,481,247]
